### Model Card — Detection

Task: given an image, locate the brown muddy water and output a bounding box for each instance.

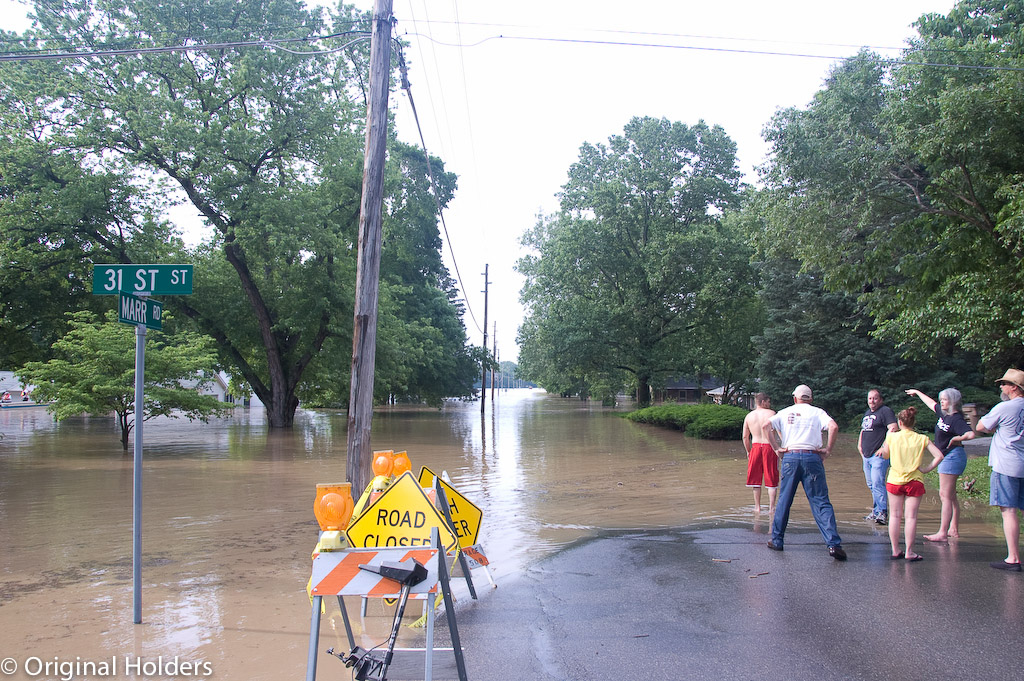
[0,390,1003,679]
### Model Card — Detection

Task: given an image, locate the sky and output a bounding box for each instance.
[1,0,956,363]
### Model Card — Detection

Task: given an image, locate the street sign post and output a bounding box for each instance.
[92,263,192,626]
[118,292,163,331]
[93,264,193,295]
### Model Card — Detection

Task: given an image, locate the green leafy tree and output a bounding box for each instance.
[2,0,478,424]
[517,116,748,406]
[19,311,226,450]
[753,257,911,422]
[761,1,1024,372]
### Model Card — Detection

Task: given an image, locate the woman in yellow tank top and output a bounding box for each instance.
[877,407,945,561]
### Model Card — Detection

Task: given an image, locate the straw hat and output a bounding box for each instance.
[996,368,1024,393]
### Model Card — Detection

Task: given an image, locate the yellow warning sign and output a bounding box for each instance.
[345,471,458,554]
[418,466,483,548]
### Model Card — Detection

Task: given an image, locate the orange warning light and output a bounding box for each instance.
[313,482,353,551]
[392,451,411,477]
[371,450,395,477]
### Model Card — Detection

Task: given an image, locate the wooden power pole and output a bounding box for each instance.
[346,0,394,495]
[480,264,489,414]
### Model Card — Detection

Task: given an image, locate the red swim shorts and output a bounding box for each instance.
[746,442,779,488]
[886,480,926,497]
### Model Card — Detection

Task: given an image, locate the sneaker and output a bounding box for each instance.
[990,560,1022,572]
[766,541,784,552]
[864,512,877,521]
[874,511,888,526]
[828,545,847,561]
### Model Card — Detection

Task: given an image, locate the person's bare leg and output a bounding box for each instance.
[999,507,1021,564]
[949,474,961,537]
[766,486,778,518]
[888,492,903,557]
[904,495,923,559]
[925,474,956,541]
[752,486,762,513]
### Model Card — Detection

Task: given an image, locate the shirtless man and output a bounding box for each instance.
[742,393,778,515]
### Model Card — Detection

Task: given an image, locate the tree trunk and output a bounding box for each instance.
[637,375,652,408]
[120,411,131,451]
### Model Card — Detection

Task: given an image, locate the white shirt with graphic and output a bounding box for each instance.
[770,403,833,451]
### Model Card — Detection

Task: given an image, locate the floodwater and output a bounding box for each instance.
[0,390,1004,680]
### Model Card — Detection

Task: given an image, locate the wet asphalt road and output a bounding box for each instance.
[445,521,1023,681]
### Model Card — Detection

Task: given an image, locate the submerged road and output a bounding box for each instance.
[449,521,1022,681]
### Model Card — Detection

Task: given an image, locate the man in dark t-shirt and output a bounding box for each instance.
[858,389,898,524]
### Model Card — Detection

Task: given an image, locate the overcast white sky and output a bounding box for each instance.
[1,0,955,362]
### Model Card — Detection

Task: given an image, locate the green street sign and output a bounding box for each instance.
[118,292,163,330]
[93,264,193,295]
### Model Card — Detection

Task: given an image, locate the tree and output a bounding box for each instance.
[19,311,226,450]
[2,0,477,425]
[761,1,1024,372]
[752,257,914,422]
[517,116,748,406]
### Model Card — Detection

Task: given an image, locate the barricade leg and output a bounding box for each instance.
[337,596,355,650]
[424,590,435,681]
[306,595,323,681]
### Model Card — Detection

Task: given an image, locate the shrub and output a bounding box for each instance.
[626,403,747,440]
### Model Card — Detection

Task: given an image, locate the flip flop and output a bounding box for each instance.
[905,554,924,562]
[890,552,904,560]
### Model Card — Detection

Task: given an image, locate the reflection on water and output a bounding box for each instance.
[0,390,1004,680]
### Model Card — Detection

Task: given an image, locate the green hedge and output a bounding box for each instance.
[626,403,747,440]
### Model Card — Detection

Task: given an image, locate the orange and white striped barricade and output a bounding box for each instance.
[305,528,468,681]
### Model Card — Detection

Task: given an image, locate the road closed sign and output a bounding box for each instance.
[345,471,458,554]
[418,466,483,548]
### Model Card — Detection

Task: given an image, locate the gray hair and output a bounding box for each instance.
[938,388,963,415]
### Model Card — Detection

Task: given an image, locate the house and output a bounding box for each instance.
[657,376,721,403]
[658,376,753,407]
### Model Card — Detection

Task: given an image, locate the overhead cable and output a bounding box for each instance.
[397,50,483,336]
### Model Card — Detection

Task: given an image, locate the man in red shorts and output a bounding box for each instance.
[742,393,778,516]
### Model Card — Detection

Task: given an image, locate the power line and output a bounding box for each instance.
[397,51,483,336]
[400,31,1024,73]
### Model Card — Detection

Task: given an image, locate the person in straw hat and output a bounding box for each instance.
[976,368,1024,571]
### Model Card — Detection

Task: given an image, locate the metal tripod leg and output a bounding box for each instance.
[378,583,413,680]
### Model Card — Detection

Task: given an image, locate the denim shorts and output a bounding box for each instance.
[937,446,967,476]
[990,472,1024,510]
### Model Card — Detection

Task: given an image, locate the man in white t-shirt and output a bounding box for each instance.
[762,384,846,561]
[976,368,1024,571]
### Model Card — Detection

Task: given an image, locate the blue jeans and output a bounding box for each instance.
[771,450,842,548]
[862,454,890,516]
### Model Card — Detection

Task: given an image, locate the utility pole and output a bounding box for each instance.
[480,264,490,415]
[491,321,497,401]
[346,0,394,496]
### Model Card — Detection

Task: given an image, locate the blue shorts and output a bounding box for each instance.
[937,446,967,476]
[990,472,1024,510]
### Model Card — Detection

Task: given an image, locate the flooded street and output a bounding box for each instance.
[0,390,1004,679]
